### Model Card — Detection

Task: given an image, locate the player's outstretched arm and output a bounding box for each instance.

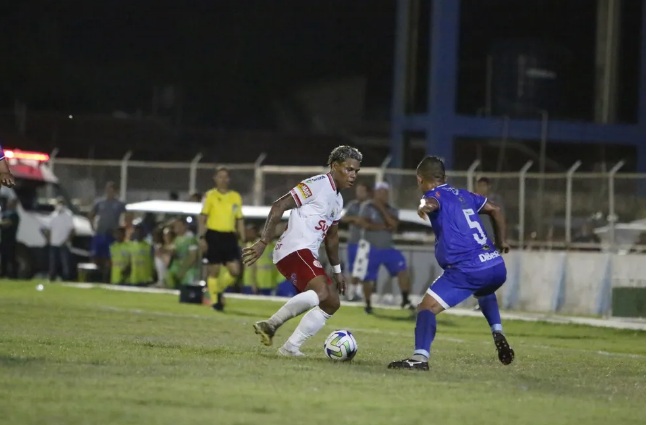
[242,193,297,266]
[324,224,345,295]
[0,157,14,188]
[480,200,510,253]
[418,196,439,219]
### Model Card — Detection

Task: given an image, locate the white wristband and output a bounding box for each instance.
[332,264,342,274]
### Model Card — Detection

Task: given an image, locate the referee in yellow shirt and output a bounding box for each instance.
[198,166,245,311]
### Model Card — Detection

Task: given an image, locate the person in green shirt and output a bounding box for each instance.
[109,227,130,284]
[128,225,154,286]
[165,219,201,289]
[242,224,281,296]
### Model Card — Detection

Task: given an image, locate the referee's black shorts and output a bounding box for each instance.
[204,230,241,264]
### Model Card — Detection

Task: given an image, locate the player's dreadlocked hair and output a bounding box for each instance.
[327,145,363,166]
[416,156,446,181]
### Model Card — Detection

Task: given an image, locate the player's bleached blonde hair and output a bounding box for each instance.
[327,145,363,166]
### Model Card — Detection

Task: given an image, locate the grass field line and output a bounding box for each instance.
[94,304,643,360]
[62,282,646,331]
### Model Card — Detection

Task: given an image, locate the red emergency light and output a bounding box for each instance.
[4,149,50,162]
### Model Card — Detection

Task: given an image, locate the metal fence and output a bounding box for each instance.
[50,154,645,247]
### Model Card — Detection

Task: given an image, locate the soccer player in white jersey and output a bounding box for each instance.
[243,145,362,357]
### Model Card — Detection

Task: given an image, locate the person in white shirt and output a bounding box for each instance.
[42,197,75,281]
[243,145,362,357]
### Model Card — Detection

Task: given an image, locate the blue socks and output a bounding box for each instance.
[412,309,436,360]
[409,294,503,362]
[478,293,503,333]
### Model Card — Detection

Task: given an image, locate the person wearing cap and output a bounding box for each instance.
[354,181,412,314]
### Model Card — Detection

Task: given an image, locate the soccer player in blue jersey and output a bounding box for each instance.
[388,156,514,371]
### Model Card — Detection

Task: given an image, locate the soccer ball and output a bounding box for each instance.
[323,330,358,361]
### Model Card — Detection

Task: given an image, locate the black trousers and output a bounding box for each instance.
[1,241,18,278]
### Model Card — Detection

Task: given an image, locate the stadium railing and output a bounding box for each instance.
[49,154,645,249]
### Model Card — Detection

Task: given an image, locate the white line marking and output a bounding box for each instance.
[60,282,646,331]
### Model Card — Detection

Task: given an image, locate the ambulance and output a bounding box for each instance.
[0,149,94,278]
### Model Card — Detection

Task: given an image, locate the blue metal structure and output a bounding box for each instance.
[390,0,646,172]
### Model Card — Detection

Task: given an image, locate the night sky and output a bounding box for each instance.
[0,0,642,129]
[1,0,396,128]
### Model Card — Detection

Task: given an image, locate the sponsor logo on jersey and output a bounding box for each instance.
[296,182,312,198]
[305,175,326,183]
[313,260,322,268]
[479,251,501,262]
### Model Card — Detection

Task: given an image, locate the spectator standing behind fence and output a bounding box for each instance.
[109,227,130,284]
[89,181,126,282]
[123,211,136,241]
[354,182,413,314]
[198,167,245,312]
[42,197,75,281]
[340,182,371,301]
[242,224,281,295]
[0,198,19,278]
[165,219,201,288]
[127,225,154,286]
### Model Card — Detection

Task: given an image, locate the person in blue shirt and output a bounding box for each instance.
[388,156,514,371]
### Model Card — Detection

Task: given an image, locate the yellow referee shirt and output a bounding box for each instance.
[201,189,243,232]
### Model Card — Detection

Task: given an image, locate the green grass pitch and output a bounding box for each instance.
[0,281,644,425]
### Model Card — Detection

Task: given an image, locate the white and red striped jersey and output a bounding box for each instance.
[273,173,343,263]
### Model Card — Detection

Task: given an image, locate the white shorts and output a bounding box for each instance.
[351,239,370,280]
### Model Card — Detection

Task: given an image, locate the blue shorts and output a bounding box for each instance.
[428,262,507,309]
[91,234,115,259]
[363,247,407,282]
[346,243,358,273]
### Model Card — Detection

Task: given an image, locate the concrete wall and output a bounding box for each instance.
[340,245,646,317]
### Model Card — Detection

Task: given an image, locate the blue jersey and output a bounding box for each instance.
[424,184,503,272]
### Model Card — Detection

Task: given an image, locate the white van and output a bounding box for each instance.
[124,199,434,245]
[0,149,93,278]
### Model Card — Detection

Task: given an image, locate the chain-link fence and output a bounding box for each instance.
[49,156,645,247]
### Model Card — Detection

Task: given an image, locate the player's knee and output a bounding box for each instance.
[320,291,340,315]
[307,277,330,303]
[418,294,444,315]
[227,262,241,277]
[416,303,442,315]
